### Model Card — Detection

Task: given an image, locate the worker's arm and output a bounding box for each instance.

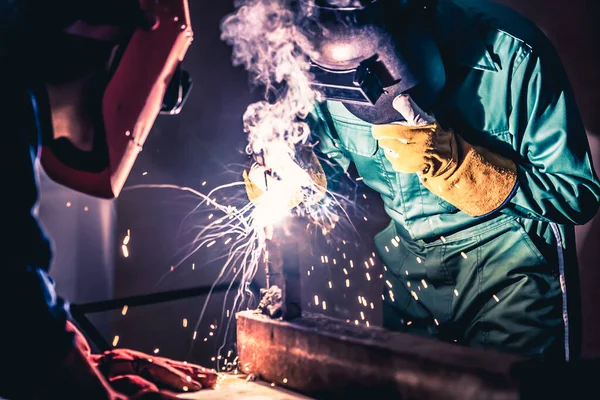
[501,46,600,225]
[308,104,353,192]
[0,83,115,399]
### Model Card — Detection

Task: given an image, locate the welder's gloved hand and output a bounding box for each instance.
[372,95,517,217]
[90,348,218,395]
[243,148,327,209]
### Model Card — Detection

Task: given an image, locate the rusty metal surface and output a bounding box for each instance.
[237,311,521,400]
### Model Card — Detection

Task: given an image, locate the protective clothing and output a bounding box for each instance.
[68,322,218,396]
[0,1,194,398]
[91,349,219,394]
[40,0,194,198]
[243,147,327,209]
[372,95,518,217]
[310,0,600,359]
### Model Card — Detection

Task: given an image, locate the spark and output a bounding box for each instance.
[346,279,350,287]
[84,206,89,211]
[354,320,359,325]
[362,194,367,199]
[192,263,195,270]
[360,311,365,320]
[112,335,119,347]
[369,258,375,266]
[206,240,216,248]
[454,289,459,296]
[461,252,468,259]
[193,331,197,340]
[411,291,419,301]
[328,281,332,289]
[314,295,319,305]
[407,321,413,326]
[440,236,447,243]
[421,279,428,289]
[434,319,439,326]
[416,257,422,264]
[370,302,374,309]
[385,246,390,252]
[366,321,370,327]
[386,280,393,288]
[121,305,128,316]
[121,245,129,258]
[493,294,500,302]
[202,181,207,186]
[183,318,188,328]
[153,348,160,354]
[350,260,354,268]
[356,177,364,181]
[364,261,369,269]
[66,202,72,207]
[283,378,288,384]
[366,272,371,281]
[123,230,131,245]
[343,268,348,275]
[322,301,327,310]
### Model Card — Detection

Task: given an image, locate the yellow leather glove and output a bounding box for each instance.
[243,148,327,209]
[372,95,517,217]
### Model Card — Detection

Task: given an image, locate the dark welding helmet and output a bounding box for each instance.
[40,0,194,198]
[293,0,445,124]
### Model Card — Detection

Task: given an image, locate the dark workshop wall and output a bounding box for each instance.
[109,0,600,368]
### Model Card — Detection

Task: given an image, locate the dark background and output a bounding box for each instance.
[40,0,600,370]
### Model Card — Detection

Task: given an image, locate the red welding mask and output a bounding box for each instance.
[40,0,194,198]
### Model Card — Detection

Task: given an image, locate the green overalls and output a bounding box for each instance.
[310,0,600,359]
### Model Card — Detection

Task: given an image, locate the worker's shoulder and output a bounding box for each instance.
[447,0,555,66]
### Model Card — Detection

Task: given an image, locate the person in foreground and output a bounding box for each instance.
[0,0,216,398]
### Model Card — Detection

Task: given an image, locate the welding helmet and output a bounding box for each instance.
[293,0,445,124]
[39,0,194,198]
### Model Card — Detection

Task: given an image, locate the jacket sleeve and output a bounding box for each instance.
[0,84,74,396]
[501,43,600,225]
[309,104,353,192]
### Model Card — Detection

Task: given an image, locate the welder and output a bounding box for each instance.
[304,0,600,359]
[247,0,600,359]
[0,0,214,399]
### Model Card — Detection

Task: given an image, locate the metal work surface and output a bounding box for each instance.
[237,310,522,400]
[178,375,313,399]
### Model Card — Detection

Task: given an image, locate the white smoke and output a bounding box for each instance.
[220,0,317,161]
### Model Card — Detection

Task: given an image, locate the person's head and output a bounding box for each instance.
[17,0,194,198]
[293,0,444,124]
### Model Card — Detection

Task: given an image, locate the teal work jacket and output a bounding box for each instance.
[310,0,600,356]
